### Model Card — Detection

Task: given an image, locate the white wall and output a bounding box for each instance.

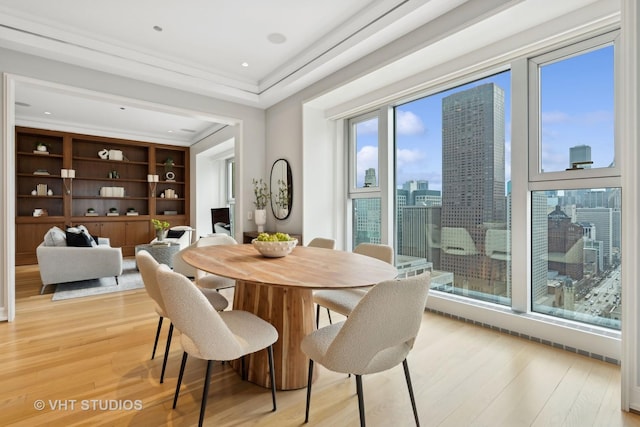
[0,48,266,321]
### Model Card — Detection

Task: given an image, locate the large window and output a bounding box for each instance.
[345,30,621,331]
[529,33,620,329]
[395,71,511,305]
[349,112,382,248]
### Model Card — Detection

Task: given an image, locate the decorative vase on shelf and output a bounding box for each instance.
[254,209,267,233]
[156,229,168,241]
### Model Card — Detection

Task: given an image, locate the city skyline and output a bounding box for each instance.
[355,44,614,189]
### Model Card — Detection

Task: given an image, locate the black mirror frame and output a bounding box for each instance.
[270,158,292,220]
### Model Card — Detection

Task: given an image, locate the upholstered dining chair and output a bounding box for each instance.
[312,242,394,328]
[136,250,228,384]
[156,265,278,427]
[172,234,238,289]
[302,272,430,426]
[307,237,336,250]
[194,234,238,291]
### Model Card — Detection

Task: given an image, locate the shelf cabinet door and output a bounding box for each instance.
[99,222,126,248]
[125,221,151,246]
[16,222,65,265]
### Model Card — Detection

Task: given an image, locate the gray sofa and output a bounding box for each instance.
[36,236,123,294]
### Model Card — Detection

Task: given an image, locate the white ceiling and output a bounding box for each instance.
[0,0,469,145]
[0,0,617,146]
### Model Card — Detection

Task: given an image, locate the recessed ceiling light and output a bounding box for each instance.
[241,62,249,67]
[167,130,173,133]
[153,25,163,32]
[44,111,52,115]
[267,33,287,44]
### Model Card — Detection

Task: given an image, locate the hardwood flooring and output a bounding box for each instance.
[3,262,640,426]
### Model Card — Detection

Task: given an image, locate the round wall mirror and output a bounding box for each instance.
[270,158,292,220]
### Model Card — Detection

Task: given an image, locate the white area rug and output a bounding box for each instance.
[51,259,143,301]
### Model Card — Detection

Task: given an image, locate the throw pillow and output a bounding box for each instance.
[43,226,67,247]
[76,225,99,246]
[166,230,186,239]
[66,227,94,247]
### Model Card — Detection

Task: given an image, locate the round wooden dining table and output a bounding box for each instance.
[180,243,398,390]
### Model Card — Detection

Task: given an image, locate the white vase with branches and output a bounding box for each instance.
[252,178,270,232]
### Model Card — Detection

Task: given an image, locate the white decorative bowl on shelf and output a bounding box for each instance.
[252,238,298,258]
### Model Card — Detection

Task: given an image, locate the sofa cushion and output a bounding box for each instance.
[66,227,95,247]
[166,229,186,239]
[43,226,67,247]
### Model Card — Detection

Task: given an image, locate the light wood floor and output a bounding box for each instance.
[3,262,640,427]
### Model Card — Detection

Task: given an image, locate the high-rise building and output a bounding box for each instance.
[531,192,549,303]
[576,207,613,268]
[569,144,592,168]
[440,83,506,281]
[364,168,377,187]
[548,206,584,281]
[400,206,441,268]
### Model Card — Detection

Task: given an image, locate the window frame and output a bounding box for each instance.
[528,31,621,184]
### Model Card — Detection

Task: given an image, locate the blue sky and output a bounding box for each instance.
[355,45,615,190]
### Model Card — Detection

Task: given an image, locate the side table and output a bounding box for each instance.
[135,242,181,269]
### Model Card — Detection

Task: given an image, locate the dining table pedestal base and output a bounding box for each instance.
[231,279,316,390]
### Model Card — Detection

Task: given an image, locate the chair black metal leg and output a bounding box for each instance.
[315,304,320,329]
[355,374,365,427]
[199,360,214,427]
[241,355,246,380]
[160,322,174,383]
[304,359,314,423]
[151,316,164,359]
[267,345,277,411]
[173,352,188,409]
[326,308,332,324]
[403,359,420,427]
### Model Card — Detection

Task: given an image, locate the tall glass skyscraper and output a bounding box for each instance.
[440,83,506,282]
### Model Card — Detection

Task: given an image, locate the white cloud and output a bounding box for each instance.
[542,111,570,124]
[396,148,425,168]
[357,118,378,134]
[396,110,425,135]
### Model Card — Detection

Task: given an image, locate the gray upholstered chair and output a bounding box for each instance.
[302,272,430,427]
[173,234,238,290]
[195,234,238,290]
[156,265,278,427]
[136,250,228,384]
[312,242,394,328]
[307,237,336,250]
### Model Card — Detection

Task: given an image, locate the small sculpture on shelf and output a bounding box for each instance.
[164,157,175,181]
[34,142,48,154]
[86,208,98,217]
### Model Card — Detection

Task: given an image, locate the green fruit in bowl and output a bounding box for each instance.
[274,232,291,241]
[256,232,293,242]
